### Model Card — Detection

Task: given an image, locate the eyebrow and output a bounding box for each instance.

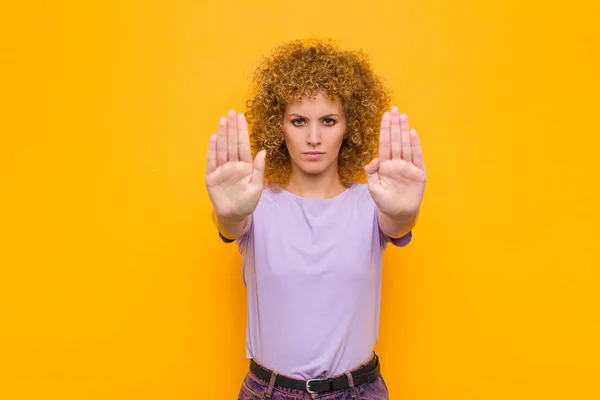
[288,113,340,119]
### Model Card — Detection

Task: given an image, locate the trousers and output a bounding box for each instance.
[237,359,389,399]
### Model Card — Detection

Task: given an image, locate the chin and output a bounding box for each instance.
[302,168,327,175]
[297,162,332,176]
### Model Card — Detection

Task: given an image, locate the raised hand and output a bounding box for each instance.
[365,106,426,218]
[205,110,267,221]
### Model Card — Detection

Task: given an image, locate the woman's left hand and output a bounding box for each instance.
[365,106,427,219]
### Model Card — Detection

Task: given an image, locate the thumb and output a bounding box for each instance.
[251,150,267,188]
[365,158,380,187]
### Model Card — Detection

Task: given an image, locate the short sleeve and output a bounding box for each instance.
[375,208,413,248]
[384,230,413,247]
[218,231,236,244]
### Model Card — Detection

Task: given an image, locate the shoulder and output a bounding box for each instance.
[349,183,413,248]
[349,183,369,195]
[254,185,279,211]
[346,183,375,205]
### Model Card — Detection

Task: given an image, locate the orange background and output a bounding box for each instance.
[1,0,599,399]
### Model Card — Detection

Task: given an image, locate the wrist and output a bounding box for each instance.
[380,208,420,223]
[212,210,251,240]
[212,208,248,224]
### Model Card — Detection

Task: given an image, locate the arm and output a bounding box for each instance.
[378,210,419,239]
[365,106,426,239]
[212,208,251,241]
[205,109,266,243]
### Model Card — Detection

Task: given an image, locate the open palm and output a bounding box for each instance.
[205,110,266,220]
[365,106,426,218]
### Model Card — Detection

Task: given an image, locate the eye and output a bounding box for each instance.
[290,118,337,127]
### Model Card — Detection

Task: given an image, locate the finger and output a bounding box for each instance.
[206,134,217,174]
[227,109,239,162]
[237,113,252,163]
[216,117,228,166]
[251,149,267,188]
[365,158,380,188]
[379,112,391,161]
[400,113,412,162]
[410,129,425,170]
[390,106,402,159]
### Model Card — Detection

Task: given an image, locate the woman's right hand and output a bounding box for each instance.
[205,110,267,221]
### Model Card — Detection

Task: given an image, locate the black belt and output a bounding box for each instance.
[249,354,380,394]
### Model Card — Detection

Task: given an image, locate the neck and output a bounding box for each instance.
[284,166,346,200]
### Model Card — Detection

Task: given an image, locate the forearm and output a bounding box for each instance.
[378,210,419,239]
[212,208,251,240]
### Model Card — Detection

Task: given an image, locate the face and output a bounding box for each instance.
[282,91,347,177]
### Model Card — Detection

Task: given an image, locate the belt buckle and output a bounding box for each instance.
[305,379,319,394]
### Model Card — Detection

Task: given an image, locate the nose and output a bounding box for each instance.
[306,124,321,146]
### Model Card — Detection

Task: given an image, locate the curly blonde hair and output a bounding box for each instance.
[244,38,392,190]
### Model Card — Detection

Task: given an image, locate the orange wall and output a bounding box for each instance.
[1,0,599,399]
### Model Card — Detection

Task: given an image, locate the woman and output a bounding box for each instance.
[205,38,426,399]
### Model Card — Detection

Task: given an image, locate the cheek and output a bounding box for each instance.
[282,131,294,147]
[330,131,346,148]
[283,136,301,152]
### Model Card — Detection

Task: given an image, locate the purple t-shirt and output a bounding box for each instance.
[219,183,411,379]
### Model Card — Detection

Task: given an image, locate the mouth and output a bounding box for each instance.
[302,151,325,161]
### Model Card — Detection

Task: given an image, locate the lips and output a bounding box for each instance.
[303,152,324,161]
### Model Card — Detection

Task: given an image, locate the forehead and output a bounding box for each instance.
[285,91,343,115]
